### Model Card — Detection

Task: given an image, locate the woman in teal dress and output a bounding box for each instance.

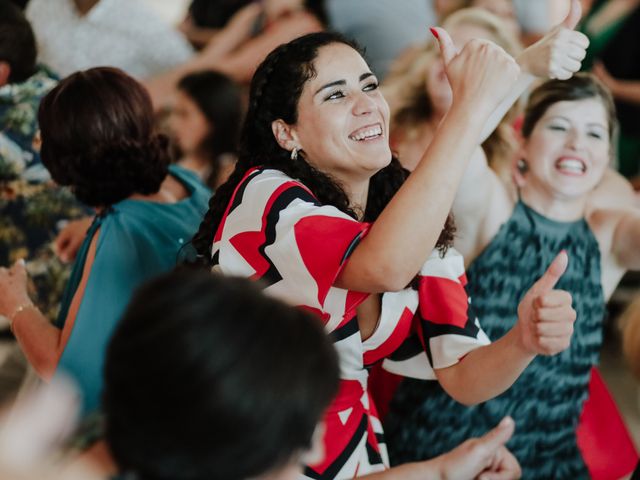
[0,67,210,413]
[385,73,640,478]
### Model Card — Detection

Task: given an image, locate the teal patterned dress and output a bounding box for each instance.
[385,200,604,479]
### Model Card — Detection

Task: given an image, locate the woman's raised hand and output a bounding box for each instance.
[515,251,577,356]
[431,27,520,121]
[435,417,521,480]
[516,0,588,80]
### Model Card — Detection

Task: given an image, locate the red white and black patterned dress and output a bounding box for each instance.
[211,168,490,479]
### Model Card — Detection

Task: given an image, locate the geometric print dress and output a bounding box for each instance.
[211,167,490,479]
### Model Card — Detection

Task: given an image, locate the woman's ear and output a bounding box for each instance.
[271,119,299,151]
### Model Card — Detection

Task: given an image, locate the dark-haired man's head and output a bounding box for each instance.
[103,269,339,480]
[0,0,37,86]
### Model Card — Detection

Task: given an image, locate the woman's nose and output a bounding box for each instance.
[352,91,376,116]
[565,129,586,150]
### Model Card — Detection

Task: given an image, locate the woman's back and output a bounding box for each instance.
[57,166,210,412]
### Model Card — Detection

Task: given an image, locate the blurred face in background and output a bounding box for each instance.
[470,0,521,37]
[520,98,611,202]
[170,90,211,155]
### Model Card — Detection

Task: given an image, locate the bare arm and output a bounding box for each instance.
[611,209,640,270]
[594,62,640,105]
[143,3,262,110]
[455,0,588,261]
[361,417,520,480]
[336,35,521,293]
[452,147,513,262]
[481,0,588,143]
[0,232,99,379]
[214,12,323,84]
[436,252,575,405]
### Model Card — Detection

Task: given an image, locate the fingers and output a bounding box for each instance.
[565,43,587,62]
[8,258,27,281]
[534,315,575,337]
[560,0,582,30]
[529,251,568,295]
[478,448,522,480]
[431,27,457,66]
[536,289,573,309]
[478,417,515,452]
[569,31,590,50]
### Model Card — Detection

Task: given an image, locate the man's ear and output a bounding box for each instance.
[0,62,11,87]
[271,119,300,152]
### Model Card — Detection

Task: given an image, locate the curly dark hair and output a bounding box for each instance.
[192,32,453,267]
[38,67,170,207]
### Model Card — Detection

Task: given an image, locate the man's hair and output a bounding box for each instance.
[104,269,340,480]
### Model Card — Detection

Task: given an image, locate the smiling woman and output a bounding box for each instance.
[384,73,640,479]
[186,30,583,479]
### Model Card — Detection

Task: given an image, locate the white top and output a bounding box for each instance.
[26,0,194,79]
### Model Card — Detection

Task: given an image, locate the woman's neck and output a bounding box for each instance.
[519,186,588,222]
[128,173,189,204]
[345,179,370,220]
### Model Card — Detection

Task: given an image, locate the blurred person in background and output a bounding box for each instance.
[385,69,640,480]
[325,0,436,80]
[384,7,523,185]
[0,0,83,406]
[580,0,640,184]
[24,0,194,80]
[0,67,210,414]
[170,70,243,190]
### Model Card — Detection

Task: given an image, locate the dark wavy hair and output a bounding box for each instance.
[177,70,243,189]
[38,67,170,207]
[0,0,36,83]
[104,269,339,480]
[192,32,454,265]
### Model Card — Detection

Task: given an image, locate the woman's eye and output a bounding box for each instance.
[588,131,604,139]
[548,124,567,132]
[325,90,345,101]
[363,82,379,92]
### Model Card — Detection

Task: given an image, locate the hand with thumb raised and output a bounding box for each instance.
[515,251,577,356]
[516,0,589,80]
[437,416,521,480]
[429,26,520,118]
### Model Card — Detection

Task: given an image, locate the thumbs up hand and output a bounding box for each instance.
[514,251,577,356]
[516,0,589,80]
[431,26,520,119]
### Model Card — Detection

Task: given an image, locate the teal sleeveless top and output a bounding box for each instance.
[385,201,604,479]
[55,166,210,413]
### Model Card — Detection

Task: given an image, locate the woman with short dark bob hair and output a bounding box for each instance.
[104,269,340,480]
[0,67,210,413]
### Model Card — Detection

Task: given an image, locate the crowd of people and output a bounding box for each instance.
[0,0,639,479]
